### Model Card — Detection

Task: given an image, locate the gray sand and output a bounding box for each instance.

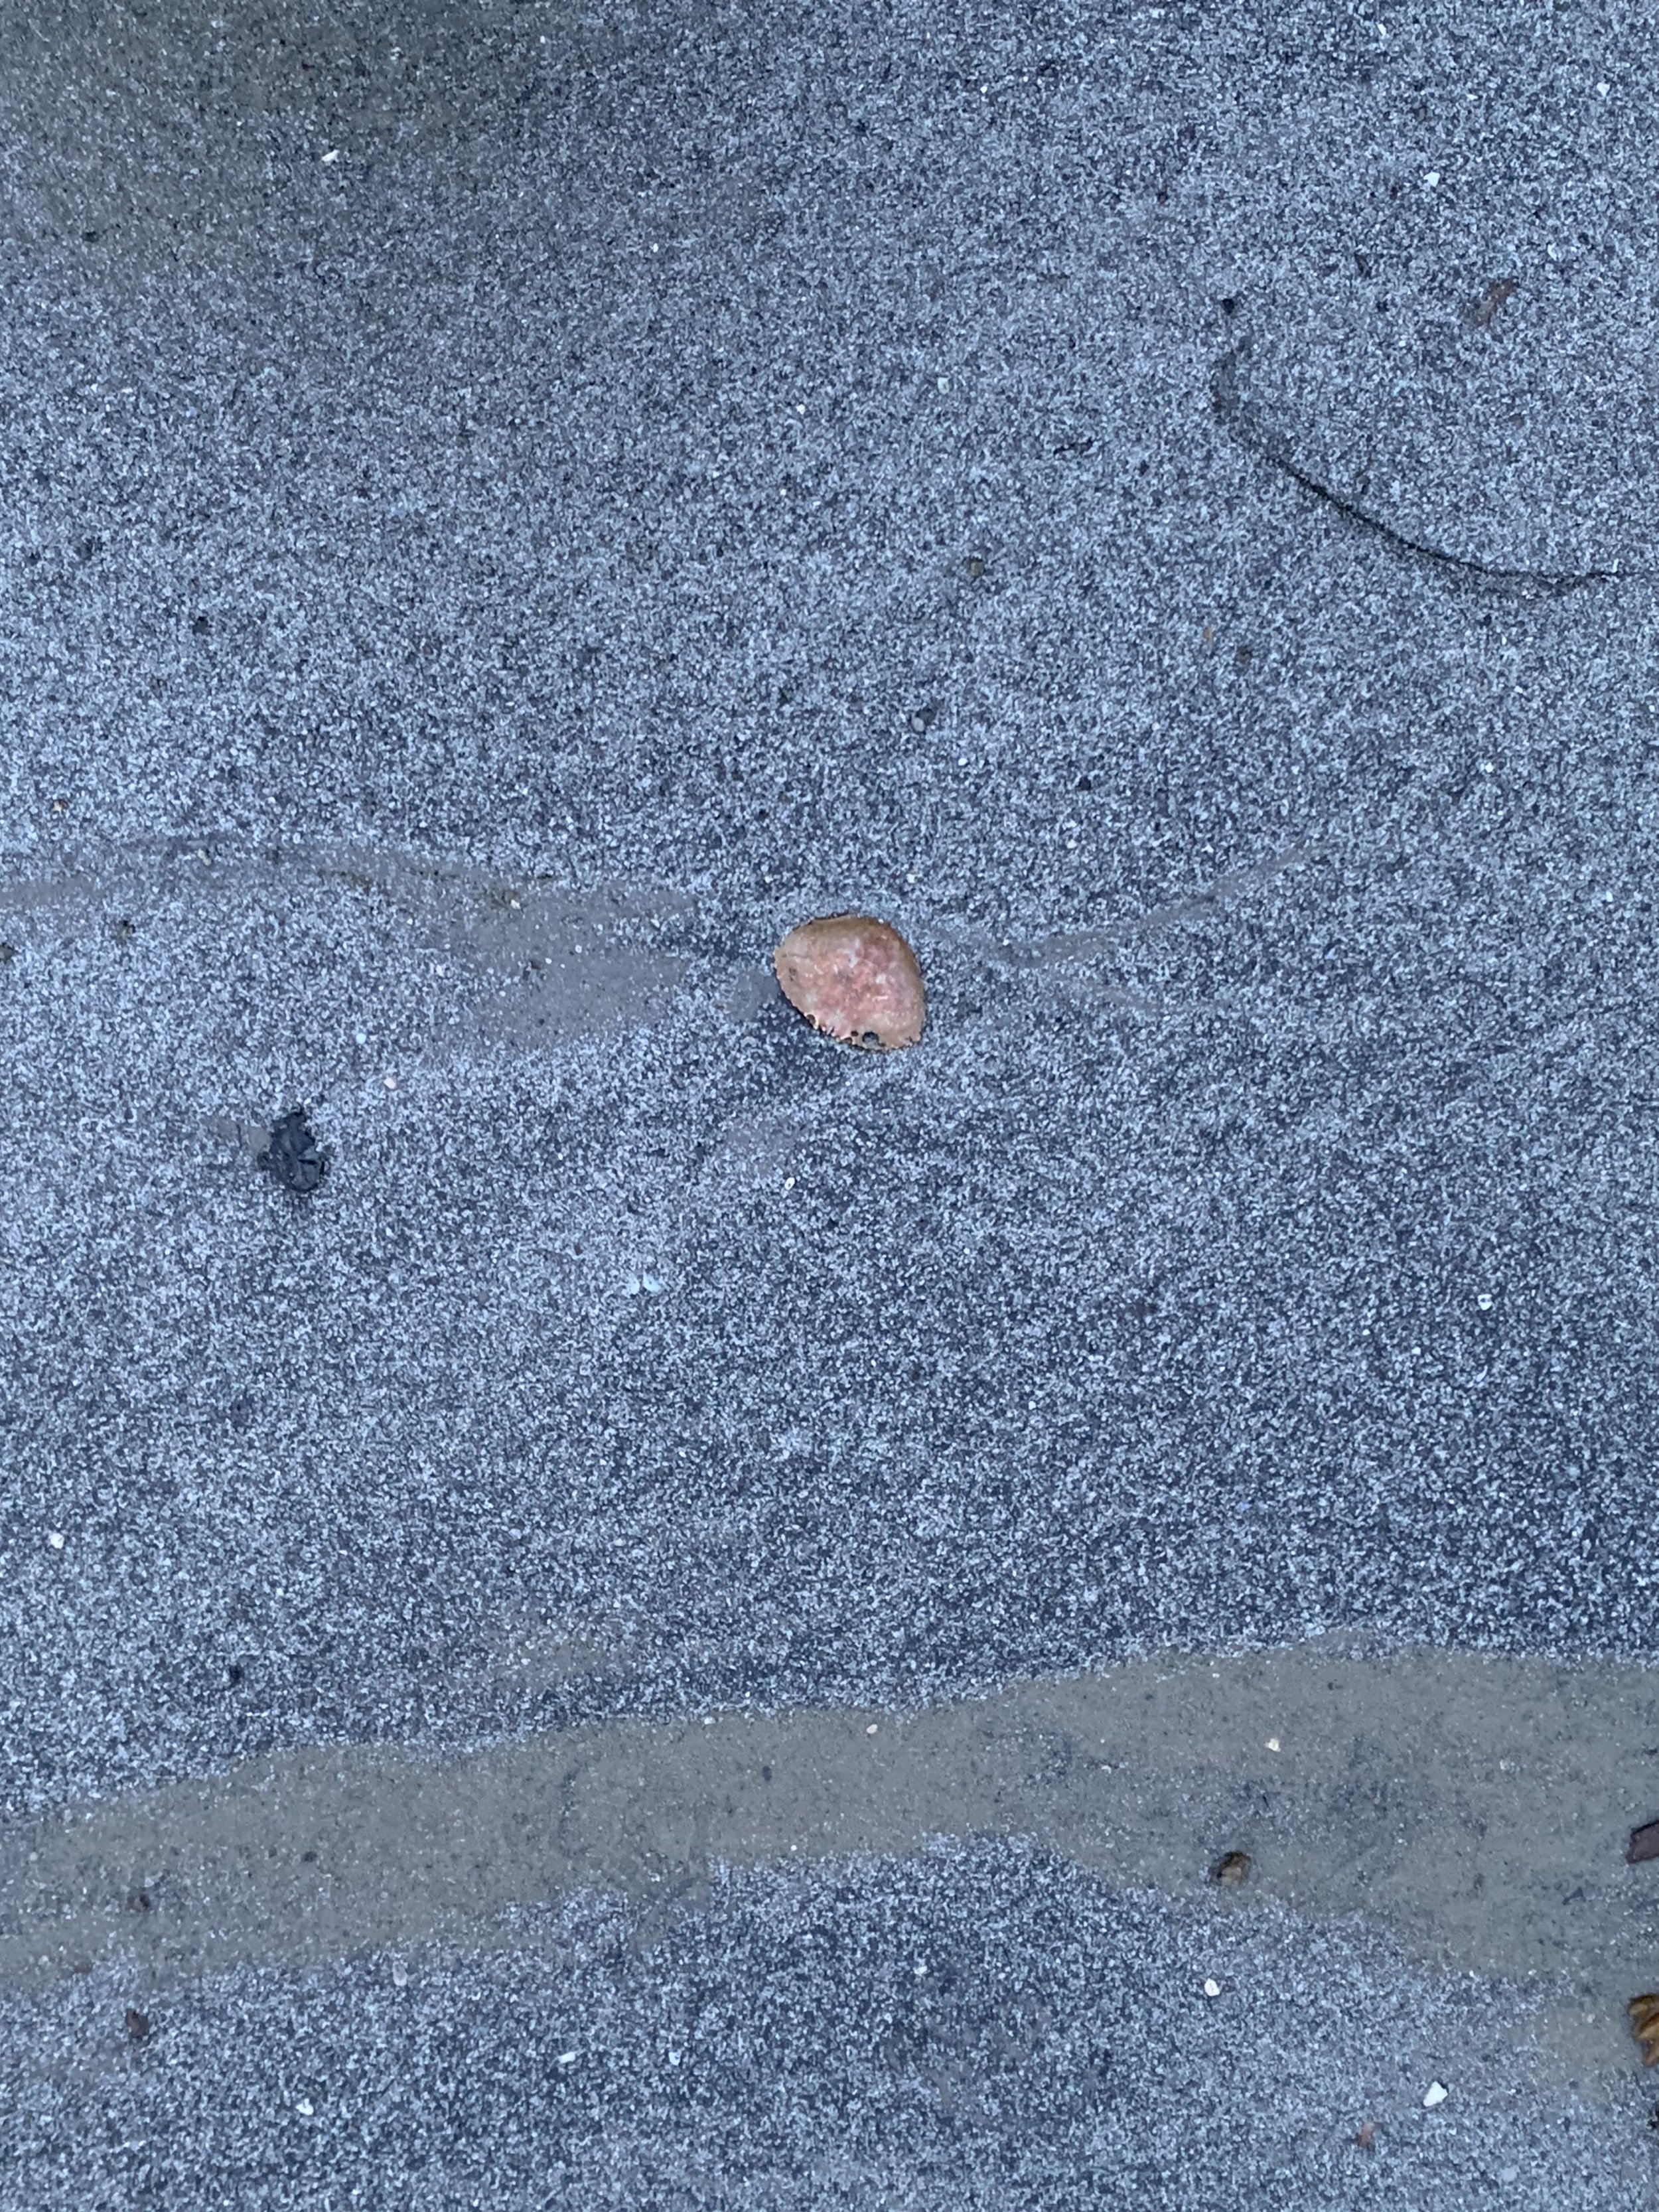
[3,0,1658,2201]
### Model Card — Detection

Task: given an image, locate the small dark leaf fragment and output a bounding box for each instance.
[258,1109,327,1195]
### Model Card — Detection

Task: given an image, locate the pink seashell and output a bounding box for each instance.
[772,915,925,1051]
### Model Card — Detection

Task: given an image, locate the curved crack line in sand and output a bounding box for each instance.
[5,1640,1659,2079]
[1213,342,1641,597]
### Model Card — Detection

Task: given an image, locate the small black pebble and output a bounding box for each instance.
[125,2008,150,2042]
[259,1109,326,1195]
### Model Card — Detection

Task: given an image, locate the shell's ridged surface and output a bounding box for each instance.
[772,915,925,1051]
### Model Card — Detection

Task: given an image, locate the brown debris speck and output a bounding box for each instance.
[1354,2122,1376,2152]
[1628,1992,1659,2065]
[1210,1850,1252,1887]
[772,915,925,1051]
[1469,277,1518,329]
[1626,1820,1659,1865]
[125,2007,150,2043]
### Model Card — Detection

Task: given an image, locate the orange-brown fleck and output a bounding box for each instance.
[772,915,925,1051]
[1629,1992,1659,2064]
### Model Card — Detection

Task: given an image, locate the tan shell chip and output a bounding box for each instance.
[772,915,925,1051]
